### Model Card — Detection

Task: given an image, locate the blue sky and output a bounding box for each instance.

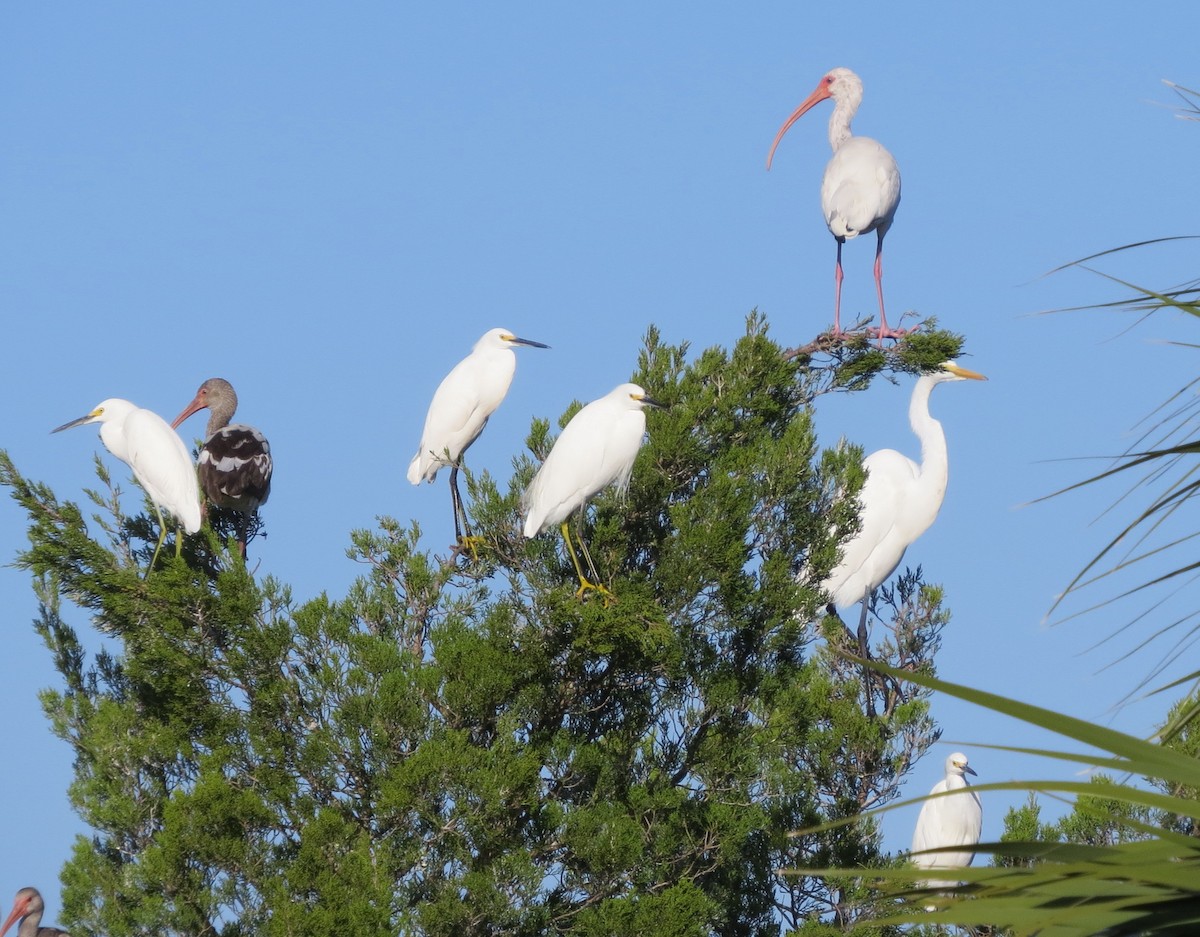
[2,1,1199,921]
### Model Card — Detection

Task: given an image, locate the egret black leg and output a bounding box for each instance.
[574,509,603,586]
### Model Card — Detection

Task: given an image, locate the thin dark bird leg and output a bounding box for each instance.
[449,463,482,560]
[833,237,846,335]
[858,595,877,719]
[574,508,603,586]
[449,464,469,541]
[237,512,249,560]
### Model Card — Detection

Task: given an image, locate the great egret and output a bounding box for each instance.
[911,752,982,893]
[53,398,202,569]
[522,382,665,601]
[0,887,68,937]
[767,67,902,342]
[822,361,986,655]
[409,327,548,553]
[171,377,273,559]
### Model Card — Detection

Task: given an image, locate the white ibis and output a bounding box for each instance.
[0,887,69,936]
[171,378,273,559]
[522,382,665,601]
[821,362,986,656]
[408,327,548,554]
[767,67,903,342]
[53,398,202,569]
[911,752,982,894]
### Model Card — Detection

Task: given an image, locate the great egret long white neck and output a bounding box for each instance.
[821,361,987,649]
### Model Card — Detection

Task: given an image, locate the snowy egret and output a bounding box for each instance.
[53,398,202,569]
[767,67,902,342]
[172,377,272,558]
[408,327,548,553]
[522,382,665,601]
[911,752,982,894]
[0,887,68,937]
[822,361,986,655]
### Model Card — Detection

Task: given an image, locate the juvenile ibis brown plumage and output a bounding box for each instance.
[767,67,903,343]
[0,887,69,937]
[172,378,272,557]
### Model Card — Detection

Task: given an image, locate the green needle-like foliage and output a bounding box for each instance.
[3,314,962,936]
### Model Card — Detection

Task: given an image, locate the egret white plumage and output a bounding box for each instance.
[522,382,665,601]
[409,327,548,554]
[53,398,202,569]
[171,377,273,559]
[767,67,903,343]
[821,362,986,655]
[0,887,69,937]
[911,752,982,894]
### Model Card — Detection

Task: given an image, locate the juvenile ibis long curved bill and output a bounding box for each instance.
[1,886,69,936]
[172,377,273,559]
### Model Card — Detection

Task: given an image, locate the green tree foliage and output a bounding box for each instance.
[1,316,962,936]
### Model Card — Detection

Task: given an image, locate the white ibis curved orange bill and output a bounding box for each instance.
[172,378,272,557]
[0,886,69,936]
[408,327,548,551]
[767,67,903,343]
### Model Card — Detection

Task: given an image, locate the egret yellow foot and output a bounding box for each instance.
[574,577,615,605]
[454,534,486,562]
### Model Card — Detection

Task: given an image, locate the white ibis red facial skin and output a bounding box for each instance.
[820,362,986,655]
[53,398,202,568]
[522,382,665,601]
[0,887,70,936]
[408,327,548,552]
[911,752,983,895]
[171,378,273,559]
[767,67,903,343]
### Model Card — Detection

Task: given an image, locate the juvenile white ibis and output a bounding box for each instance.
[911,752,982,894]
[53,398,202,569]
[522,382,665,601]
[0,887,69,936]
[767,67,903,342]
[821,362,986,655]
[171,378,273,558]
[408,327,548,555]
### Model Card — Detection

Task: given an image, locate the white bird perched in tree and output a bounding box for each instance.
[171,377,273,559]
[767,67,902,343]
[522,382,665,601]
[821,361,986,657]
[53,398,202,570]
[408,327,549,554]
[911,752,982,895]
[0,887,69,936]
